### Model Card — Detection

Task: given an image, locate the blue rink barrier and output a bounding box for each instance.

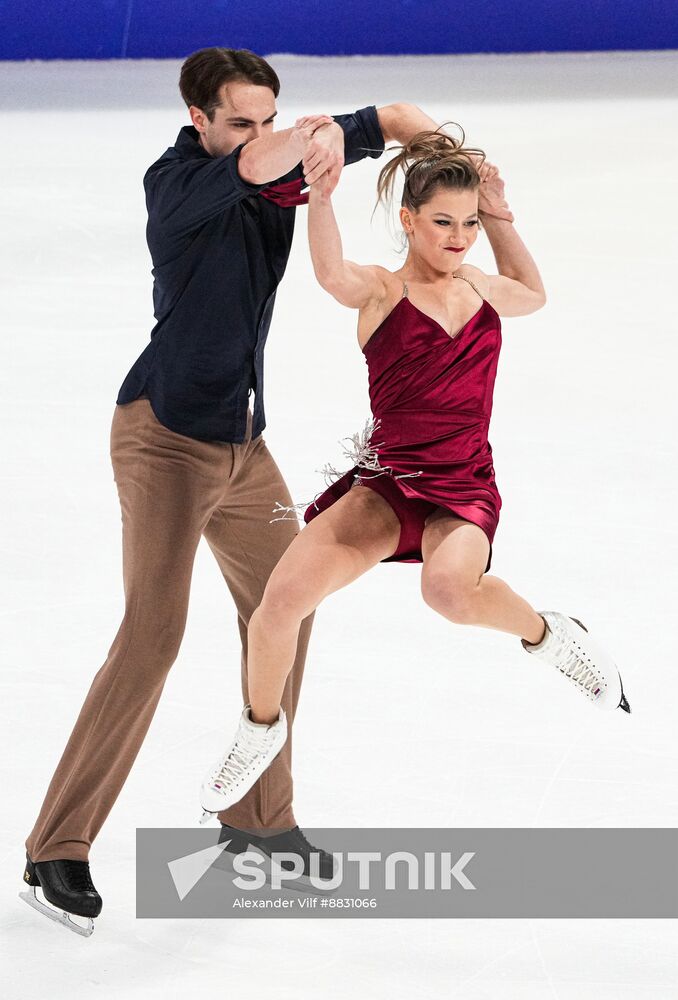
[1,0,677,61]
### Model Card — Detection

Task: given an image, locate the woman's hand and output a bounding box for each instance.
[298,115,344,198]
[291,115,344,192]
[309,165,340,201]
[291,116,334,171]
[292,117,342,199]
[477,161,514,223]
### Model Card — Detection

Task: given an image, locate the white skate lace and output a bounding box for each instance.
[551,619,601,695]
[210,725,277,787]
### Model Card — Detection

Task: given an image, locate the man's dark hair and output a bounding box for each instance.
[179,47,280,122]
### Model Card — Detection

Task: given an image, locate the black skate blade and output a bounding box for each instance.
[19,887,95,937]
[617,670,631,713]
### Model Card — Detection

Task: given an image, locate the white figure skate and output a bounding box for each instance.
[521,611,631,712]
[199,704,288,824]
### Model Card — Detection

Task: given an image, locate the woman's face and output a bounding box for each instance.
[400,186,480,271]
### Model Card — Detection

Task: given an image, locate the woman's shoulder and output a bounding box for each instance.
[357,266,407,312]
[369,265,406,296]
[455,263,491,299]
[356,267,407,351]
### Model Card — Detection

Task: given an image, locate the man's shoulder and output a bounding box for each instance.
[144,127,202,185]
[145,146,177,174]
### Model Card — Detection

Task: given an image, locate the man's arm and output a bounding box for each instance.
[146,120,336,242]
[217,103,439,208]
[182,102,439,211]
[238,118,336,186]
[300,102,457,197]
[293,105,386,199]
[313,102,439,167]
[376,103,444,145]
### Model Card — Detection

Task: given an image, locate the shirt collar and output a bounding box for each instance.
[174,125,212,159]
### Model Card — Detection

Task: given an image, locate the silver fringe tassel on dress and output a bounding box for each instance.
[270,416,423,524]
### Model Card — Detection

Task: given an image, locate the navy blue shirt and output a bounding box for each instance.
[116,106,385,442]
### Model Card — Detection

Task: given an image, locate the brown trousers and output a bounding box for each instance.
[25,396,314,863]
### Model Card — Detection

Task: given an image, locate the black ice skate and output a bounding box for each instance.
[214,823,337,893]
[19,852,102,937]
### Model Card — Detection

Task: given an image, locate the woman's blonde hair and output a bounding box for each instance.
[373,122,486,240]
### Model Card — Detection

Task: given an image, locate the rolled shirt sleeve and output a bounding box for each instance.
[332,104,386,166]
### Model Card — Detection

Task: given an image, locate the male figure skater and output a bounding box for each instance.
[20,46,448,935]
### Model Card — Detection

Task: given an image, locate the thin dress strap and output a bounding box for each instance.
[453,272,484,301]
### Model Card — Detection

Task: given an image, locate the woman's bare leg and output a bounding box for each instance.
[420,509,546,643]
[248,483,401,722]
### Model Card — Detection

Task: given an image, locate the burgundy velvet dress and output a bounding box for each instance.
[302,273,503,574]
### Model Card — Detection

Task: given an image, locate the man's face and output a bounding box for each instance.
[189,80,277,158]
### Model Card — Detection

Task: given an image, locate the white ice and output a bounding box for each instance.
[1,50,677,998]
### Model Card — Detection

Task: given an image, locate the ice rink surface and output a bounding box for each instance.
[1,50,677,998]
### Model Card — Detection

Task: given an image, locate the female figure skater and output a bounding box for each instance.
[198,125,631,823]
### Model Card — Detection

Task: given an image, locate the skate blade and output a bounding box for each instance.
[19,887,95,937]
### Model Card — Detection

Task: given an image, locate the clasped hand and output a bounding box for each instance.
[293,114,344,197]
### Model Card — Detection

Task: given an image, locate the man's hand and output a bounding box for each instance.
[477,161,514,223]
[295,114,335,131]
[295,116,345,196]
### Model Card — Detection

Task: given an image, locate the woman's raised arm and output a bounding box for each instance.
[475,162,547,317]
[307,174,387,309]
